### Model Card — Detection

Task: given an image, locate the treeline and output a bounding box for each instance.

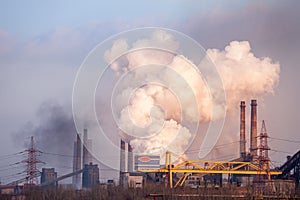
[1,184,156,200]
[1,183,300,200]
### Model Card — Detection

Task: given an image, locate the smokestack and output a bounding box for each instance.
[76,134,82,170]
[128,143,133,172]
[72,141,77,185]
[83,128,89,165]
[250,99,257,159]
[240,101,246,159]
[73,133,82,187]
[120,140,126,173]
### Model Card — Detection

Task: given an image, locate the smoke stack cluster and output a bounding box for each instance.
[119,139,134,174]
[72,129,94,188]
[239,99,258,161]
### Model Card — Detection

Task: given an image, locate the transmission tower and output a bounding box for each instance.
[22,136,43,184]
[258,120,271,181]
[254,120,271,196]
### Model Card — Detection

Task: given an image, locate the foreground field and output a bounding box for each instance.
[1,183,300,200]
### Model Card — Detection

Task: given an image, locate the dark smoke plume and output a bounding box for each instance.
[14,101,76,175]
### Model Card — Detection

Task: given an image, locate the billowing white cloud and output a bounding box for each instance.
[105,30,280,161]
[207,40,280,111]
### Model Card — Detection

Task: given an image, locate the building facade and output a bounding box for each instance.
[82,163,99,189]
[40,168,57,186]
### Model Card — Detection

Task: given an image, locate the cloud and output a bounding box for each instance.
[0,30,15,56]
[23,27,86,63]
[182,1,300,53]
[207,40,280,110]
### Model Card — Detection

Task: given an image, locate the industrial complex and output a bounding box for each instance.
[1,100,300,199]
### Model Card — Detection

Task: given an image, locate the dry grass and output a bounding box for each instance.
[1,183,299,200]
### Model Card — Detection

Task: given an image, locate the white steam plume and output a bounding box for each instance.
[104,31,280,161]
[207,41,280,111]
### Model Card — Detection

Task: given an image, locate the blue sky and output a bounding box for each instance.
[0,1,250,35]
[0,0,299,184]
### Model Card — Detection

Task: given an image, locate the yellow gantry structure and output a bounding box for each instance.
[138,152,282,188]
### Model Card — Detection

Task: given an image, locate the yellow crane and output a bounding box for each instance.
[138,152,282,188]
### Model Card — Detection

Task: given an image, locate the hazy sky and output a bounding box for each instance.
[0,0,300,184]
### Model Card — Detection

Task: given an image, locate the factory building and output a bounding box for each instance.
[40,168,57,187]
[119,139,162,188]
[120,172,144,188]
[185,174,202,188]
[82,163,99,189]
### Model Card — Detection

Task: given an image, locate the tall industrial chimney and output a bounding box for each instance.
[72,141,77,185]
[76,134,82,170]
[73,133,82,188]
[120,140,126,173]
[82,128,90,166]
[250,99,257,159]
[128,143,133,172]
[240,101,246,159]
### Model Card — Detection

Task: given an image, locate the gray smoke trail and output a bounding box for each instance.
[14,101,76,173]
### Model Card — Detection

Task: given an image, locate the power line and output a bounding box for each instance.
[42,151,121,160]
[269,149,294,155]
[269,136,300,144]
[0,172,25,179]
[0,151,25,160]
[0,165,26,172]
[43,152,75,158]
[186,140,240,154]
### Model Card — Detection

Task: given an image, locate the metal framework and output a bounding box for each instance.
[21,136,44,184]
[278,150,300,187]
[255,120,271,195]
[138,152,282,188]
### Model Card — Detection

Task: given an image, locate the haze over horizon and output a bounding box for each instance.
[0,1,300,184]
